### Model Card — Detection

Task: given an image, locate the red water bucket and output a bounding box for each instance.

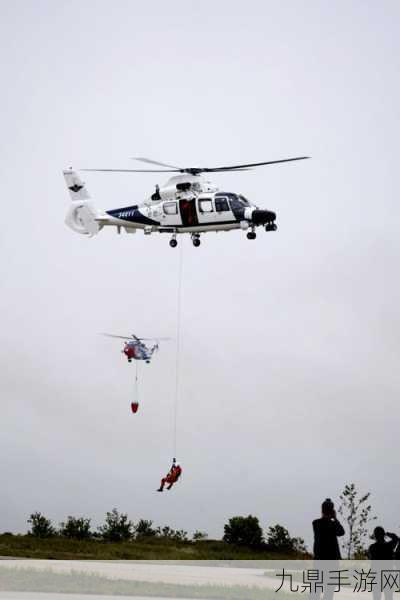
[131,402,139,414]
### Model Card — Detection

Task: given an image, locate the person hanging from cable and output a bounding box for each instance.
[157,458,182,492]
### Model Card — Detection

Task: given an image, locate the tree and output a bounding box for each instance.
[266,524,307,554]
[223,515,263,547]
[134,519,157,538]
[338,483,377,558]
[193,530,208,541]
[160,526,174,539]
[27,512,56,538]
[266,524,292,551]
[98,508,133,542]
[172,529,188,542]
[60,516,92,540]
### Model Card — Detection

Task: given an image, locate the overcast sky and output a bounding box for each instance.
[1,0,399,548]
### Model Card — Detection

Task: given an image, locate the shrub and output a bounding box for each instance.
[60,516,92,540]
[193,530,208,541]
[160,526,174,538]
[158,526,188,541]
[223,515,263,547]
[173,529,188,542]
[27,512,56,538]
[134,519,158,538]
[266,524,306,554]
[98,508,133,542]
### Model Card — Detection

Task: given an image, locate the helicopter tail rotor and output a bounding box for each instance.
[63,169,103,236]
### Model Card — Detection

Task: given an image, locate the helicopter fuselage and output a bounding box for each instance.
[124,340,156,363]
[103,176,277,242]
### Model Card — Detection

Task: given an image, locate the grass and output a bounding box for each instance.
[0,534,300,560]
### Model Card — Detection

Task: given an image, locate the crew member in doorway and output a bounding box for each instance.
[151,184,161,201]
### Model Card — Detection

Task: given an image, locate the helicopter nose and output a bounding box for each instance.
[251,209,276,225]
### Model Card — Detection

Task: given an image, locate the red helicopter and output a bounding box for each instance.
[102,333,170,363]
[102,333,170,414]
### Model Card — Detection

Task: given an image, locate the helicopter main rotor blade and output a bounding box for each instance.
[130,334,171,341]
[82,168,181,173]
[201,156,310,172]
[136,337,172,341]
[101,333,133,340]
[82,156,309,176]
[132,157,183,170]
[132,156,310,172]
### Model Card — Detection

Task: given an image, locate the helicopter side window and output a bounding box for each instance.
[215,197,229,212]
[163,202,178,215]
[199,199,213,213]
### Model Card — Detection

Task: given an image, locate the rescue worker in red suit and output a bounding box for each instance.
[157,459,182,492]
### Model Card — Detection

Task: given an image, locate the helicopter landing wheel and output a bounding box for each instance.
[169,238,178,248]
[247,231,256,240]
[193,237,201,247]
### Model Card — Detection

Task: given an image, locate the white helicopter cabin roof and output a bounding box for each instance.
[159,174,218,196]
[163,174,204,186]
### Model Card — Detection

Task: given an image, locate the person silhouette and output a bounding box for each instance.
[369,527,398,600]
[395,534,400,562]
[369,526,398,559]
[310,499,345,600]
[313,498,345,559]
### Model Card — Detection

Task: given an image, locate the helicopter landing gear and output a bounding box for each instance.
[191,233,201,247]
[247,228,256,240]
[265,223,277,232]
[169,234,178,248]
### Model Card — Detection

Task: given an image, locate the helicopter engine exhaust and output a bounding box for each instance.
[251,209,276,226]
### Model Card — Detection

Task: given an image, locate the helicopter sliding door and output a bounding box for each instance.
[179,199,198,228]
[197,196,235,228]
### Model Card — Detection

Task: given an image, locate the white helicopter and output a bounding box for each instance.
[63,156,309,247]
[102,333,170,364]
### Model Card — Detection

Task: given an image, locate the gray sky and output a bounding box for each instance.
[1,0,399,548]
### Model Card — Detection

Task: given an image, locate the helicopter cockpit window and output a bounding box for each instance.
[215,197,230,212]
[238,195,250,207]
[163,202,178,215]
[199,199,213,213]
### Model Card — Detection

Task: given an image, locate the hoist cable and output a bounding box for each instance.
[172,241,184,457]
[135,360,139,402]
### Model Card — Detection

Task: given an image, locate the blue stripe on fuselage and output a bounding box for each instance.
[106,206,158,226]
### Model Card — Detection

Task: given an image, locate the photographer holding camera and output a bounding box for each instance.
[369,526,398,560]
[313,498,345,560]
